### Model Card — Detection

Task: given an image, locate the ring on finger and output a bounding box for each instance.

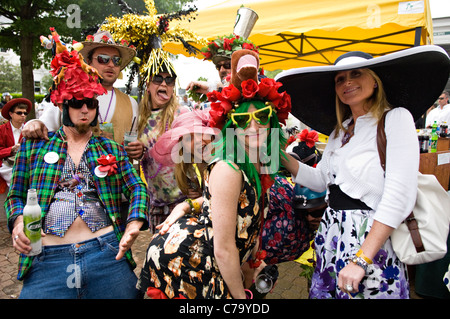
[345,284,353,292]
[13,235,19,241]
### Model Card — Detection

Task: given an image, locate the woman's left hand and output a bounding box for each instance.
[337,262,365,294]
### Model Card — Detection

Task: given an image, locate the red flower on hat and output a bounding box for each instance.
[86,35,94,41]
[241,79,259,99]
[223,38,234,51]
[298,129,319,148]
[206,90,224,103]
[221,83,241,102]
[259,78,282,99]
[97,154,118,176]
[201,51,212,60]
[209,100,232,129]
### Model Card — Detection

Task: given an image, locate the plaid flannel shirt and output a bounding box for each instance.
[5,127,150,280]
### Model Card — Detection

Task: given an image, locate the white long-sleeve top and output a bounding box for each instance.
[293,107,419,229]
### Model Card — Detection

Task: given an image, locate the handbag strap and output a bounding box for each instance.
[376,111,425,253]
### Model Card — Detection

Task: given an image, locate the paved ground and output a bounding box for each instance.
[1,191,421,300]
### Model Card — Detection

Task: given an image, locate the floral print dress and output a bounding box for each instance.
[309,207,410,299]
[137,162,268,299]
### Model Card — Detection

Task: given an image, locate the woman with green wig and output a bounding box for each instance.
[137,49,291,299]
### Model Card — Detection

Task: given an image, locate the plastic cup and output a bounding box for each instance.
[124,132,138,146]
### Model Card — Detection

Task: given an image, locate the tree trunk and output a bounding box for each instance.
[20,34,36,120]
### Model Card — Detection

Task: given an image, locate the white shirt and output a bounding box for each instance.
[11,122,22,144]
[425,104,449,127]
[25,89,139,132]
[293,107,418,229]
[437,105,450,126]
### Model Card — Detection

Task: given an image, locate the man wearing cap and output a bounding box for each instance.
[0,98,32,187]
[22,31,143,160]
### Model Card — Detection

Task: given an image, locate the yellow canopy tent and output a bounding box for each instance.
[165,0,433,70]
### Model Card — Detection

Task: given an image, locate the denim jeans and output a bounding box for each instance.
[19,231,141,299]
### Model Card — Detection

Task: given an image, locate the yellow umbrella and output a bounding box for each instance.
[165,0,433,70]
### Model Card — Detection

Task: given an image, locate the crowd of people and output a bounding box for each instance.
[1,22,450,300]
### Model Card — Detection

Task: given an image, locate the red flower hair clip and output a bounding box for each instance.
[297,129,319,148]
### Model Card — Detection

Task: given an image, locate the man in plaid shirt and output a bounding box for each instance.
[4,30,149,298]
[5,96,150,298]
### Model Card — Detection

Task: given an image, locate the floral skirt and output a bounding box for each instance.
[309,207,410,299]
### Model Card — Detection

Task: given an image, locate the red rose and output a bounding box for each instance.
[223,38,233,51]
[241,79,259,98]
[242,42,254,50]
[86,35,94,41]
[273,91,292,112]
[202,51,212,60]
[101,35,110,43]
[206,90,223,103]
[259,78,282,100]
[220,83,241,102]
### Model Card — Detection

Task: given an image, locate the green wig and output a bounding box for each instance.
[212,100,287,199]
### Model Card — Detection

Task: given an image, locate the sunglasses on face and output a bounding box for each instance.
[304,207,326,218]
[94,54,122,67]
[216,61,231,71]
[64,98,99,110]
[14,111,28,116]
[151,75,176,86]
[231,105,273,129]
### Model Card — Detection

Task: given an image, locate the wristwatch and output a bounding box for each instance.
[351,256,369,273]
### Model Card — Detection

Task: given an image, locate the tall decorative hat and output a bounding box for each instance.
[100,0,207,92]
[275,45,450,135]
[201,34,259,66]
[46,27,107,105]
[207,49,291,129]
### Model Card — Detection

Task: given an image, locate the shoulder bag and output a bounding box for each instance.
[377,111,450,265]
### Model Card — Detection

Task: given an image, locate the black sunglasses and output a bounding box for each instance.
[65,99,99,110]
[151,75,176,86]
[296,206,326,218]
[216,61,231,71]
[94,54,122,67]
[14,111,28,116]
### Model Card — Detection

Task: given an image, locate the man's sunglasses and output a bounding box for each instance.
[216,61,231,71]
[151,75,176,86]
[231,105,273,129]
[14,111,28,116]
[94,54,122,67]
[64,98,99,110]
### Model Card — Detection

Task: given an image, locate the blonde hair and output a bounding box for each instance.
[334,68,392,137]
[138,84,179,137]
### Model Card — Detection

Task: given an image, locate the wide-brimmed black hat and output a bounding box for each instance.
[275,45,450,135]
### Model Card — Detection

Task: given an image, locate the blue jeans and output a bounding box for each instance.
[19,231,141,299]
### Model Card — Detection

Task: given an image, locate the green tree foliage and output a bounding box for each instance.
[0,56,22,93]
[0,0,194,115]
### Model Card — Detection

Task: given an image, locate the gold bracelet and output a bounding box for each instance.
[356,249,373,264]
